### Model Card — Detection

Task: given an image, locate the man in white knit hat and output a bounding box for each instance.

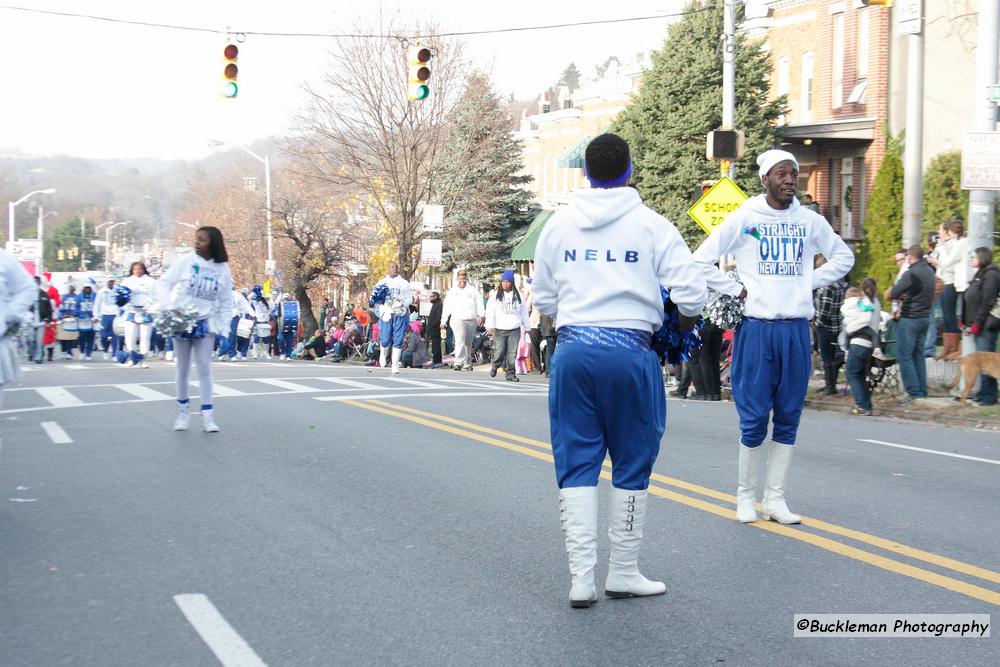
[693,149,854,525]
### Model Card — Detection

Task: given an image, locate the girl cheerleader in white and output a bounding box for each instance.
[121,261,157,368]
[157,226,233,433]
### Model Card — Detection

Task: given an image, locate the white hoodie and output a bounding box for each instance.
[120,274,156,310]
[693,194,854,320]
[532,187,707,332]
[442,283,485,323]
[156,252,234,335]
[485,288,531,331]
[0,249,36,337]
[94,284,120,316]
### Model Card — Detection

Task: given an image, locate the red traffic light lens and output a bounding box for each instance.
[224,44,238,60]
[416,47,430,63]
[224,63,238,80]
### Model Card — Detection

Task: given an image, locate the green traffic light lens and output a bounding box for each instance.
[416,85,429,99]
[224,81,238,98]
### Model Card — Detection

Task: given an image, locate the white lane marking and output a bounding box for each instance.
[35,387,84,408]
[381,377,450,389]
[315,391,548,402]
[40,421,73,444]
[857,439,1000,466]
[64,364,86,370]
[252,378,317,392]
[444,379,545,391]
[196,382,246,396]
[173,594,267,667]
[116,383,174,401]
[313,377,380,390]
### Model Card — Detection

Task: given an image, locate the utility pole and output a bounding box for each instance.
[965,0,999,253]
[721,0,736,179]
[901,0,924,248]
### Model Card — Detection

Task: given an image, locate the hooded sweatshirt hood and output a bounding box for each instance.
[566,187,643,230]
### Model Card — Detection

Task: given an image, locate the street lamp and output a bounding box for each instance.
[8,188,56,244]
[36,208,58,275]
[104,222,130,273]
[207,139,272,267]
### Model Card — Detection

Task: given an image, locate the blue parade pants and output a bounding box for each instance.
[731,318,811,447]
[78,330,96,357]
[895,317,929,398]
[379,314,408,349]
[549,343,665,490]
[220,315,239,358]
[845,344,873,411]
[279,329,295,357]
[100,315,118,354]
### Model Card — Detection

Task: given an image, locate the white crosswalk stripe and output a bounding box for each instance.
[116,384,175,401]
[253,379,317,392]
[35,387,84,408]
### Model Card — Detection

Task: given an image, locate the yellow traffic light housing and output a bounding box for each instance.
[223,43,239,98]
[407,45,431,101]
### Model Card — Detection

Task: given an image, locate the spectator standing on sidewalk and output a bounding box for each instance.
[962,247,1000,406]
[886,245,935,403]
[441,269,484,371]
[539,313,556,377]
[426,291,443,368]
[692,320,724,401]
[812,258,848,396]
[486,269,531,382]
[928,221,965,359]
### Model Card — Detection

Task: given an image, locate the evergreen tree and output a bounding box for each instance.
[434,73,534,282]
[44,217,101,272]
[922,150,967,236]
[855,137,904,297]
[612,0,786,246]
[557,62,582,93]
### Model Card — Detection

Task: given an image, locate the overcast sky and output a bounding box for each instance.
[0,0,685,160]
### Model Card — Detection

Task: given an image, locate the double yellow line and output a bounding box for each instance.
[343,398,1000,607]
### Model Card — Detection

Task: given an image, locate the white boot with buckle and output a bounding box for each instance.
[559,486,598,608]
[604,488,666,599]
[736,443,764,523]
[761,442,801,524]
[391,346,402,375]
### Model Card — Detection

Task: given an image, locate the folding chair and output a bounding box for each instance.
[867,318,900,395]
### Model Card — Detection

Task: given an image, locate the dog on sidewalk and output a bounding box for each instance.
[948,351,1000,402]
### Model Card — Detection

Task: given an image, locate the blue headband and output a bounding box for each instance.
[585,160,633,189]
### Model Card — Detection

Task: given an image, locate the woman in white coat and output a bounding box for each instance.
[157,226,233,433]
[120,261,157,368]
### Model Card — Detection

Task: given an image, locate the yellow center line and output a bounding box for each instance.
[368,399,1000,587]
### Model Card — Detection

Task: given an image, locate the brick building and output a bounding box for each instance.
[746,0,892,242]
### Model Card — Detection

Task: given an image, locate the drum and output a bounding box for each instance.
[77,317,94,332]
[256,322,272,337]
[56,320,79,341]
[236,317,254,339]
[113,316,126,336]
[61,317,78,332]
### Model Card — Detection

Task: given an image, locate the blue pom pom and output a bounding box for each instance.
[115,350,129,364]
[114,285,132,307]
[369,283,390,307]
[652,286,704,365]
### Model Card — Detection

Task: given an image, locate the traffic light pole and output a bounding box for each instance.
[264,154,273,264]
[722,0,736,179]
[965,0,998,254]
[901,4,925,249]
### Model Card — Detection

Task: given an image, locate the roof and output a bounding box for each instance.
[558,135,592,168]
[510,209,555,262]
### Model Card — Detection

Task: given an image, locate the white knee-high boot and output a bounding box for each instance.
[761,442,801,524]
[391,346,402,374]
[605,488,666,599]
[379,344,389,368]
[736,443,764,522]
[559,486,598,608]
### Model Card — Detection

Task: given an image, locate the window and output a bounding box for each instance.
[801,52,814,123]
[832,13,845,109]
[777,56,790,124]
[857,7,869,79]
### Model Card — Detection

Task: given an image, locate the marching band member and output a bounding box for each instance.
[250,285,272,359]
[372,261,412,374]
[158,226,233,433]
[692,149,853,524]
[75,281,98,361]
[121,261,156,368]
[95,276,120,360]
[532,133,707,607]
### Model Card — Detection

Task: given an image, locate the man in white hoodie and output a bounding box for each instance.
[372,261,412,374]
[693,149,854,526]
[533,133,707,608]
[441,269,484,371]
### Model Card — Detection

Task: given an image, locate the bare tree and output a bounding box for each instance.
[290,24,466,279]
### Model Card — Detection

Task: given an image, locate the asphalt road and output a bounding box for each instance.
[1,358,997,666]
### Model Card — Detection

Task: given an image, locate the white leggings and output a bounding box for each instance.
[124,320,152,356]
[174,336,215,409]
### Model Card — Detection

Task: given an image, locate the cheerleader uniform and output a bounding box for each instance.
[373,274,412,374]
[532,172,707,606]
[120,273,157,367]
[157,252,233,432]
[692,150,854,524]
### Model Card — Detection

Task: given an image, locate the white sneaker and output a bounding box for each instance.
[125,361,136,368]
[173,406,190,431]
[165,350,174,362]
[139,362,149,369]
[240,355,248,361]
[103,351,109,361]
[202,410,220,433]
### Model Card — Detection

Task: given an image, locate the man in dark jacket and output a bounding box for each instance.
[426,291,443,368]
[888,245,937,402]
[32,277,53,364]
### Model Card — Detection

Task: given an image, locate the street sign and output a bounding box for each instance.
[6,239,42,260]
[961,132,1000,190]
[687,176,749,235]
[421,204,444,233]
[420,239,442,266]
[897,0,922,35]
[90,239,109,247]
[265,259,276,275]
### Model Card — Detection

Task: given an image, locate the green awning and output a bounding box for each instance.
[558,135,592,168]
[511,210,555,262]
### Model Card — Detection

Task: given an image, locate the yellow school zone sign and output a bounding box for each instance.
[687,176,748,235]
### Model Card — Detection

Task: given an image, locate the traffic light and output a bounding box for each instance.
[861,0,893,6]
[407,45,431,101]
[58,249,65,261]
[706,130,745,160]
[223,43,239,98]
